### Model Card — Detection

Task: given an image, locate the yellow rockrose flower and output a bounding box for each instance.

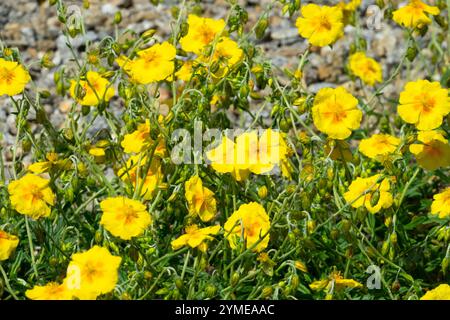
[310,271,362,293]
[0,230,19,261]
[199,37,243,77]
[118,155,163,200]
[88,147,105,157]
[207,130,290,180]
[224,202,271,252]
[28,152,71,174]
[393,0,440,28]
[421,284,450,300]
[325,139,354,162]
[295,4,344,47]
[26,282,73,300]
[348,52,382,86]
[338,0,362,12]
[235,131,274,175]
[312,87,362,140]
[171,224,221,251]
[176,60,197,82]
[117,42,176,84]
[206,136,251,181]
[185,176,217,222]
[70,71,115,106]
[121,120,151,154]
[8,174,55,219]
[344,174,393,214]
[359,134,401,160]
[409,130,450,170]
[397,80,450,131]
[0,57,31,96]
[430,188,450,219]
[100,196,152,240]
[180,14,226,54]
[65,246,121,300]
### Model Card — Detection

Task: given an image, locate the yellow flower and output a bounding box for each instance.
[28,153,71,174]
[0,230,19,261]
[89,147,105,157]
[199,37,243,77]
[100,196,151,240]
[117,42,176,84]
[393,0,440,28]
[70,71,115,106]
[421,284,450,300]
[224,202,270,252]
[180,14,226,54]
[325,139,353,162]
[26,282,73,300]
[344,174,393,214]
[176,60,197,82]
[117,155,163,200]
[121,120,151,154]
[206,136,251,181]
[359,134,401,160]
[121,120,166,155]
[348,52,382,86]
[171,224,221,250]
[185,176,217,222]
[338,0,362,12]
[409,130,450,170]
[0,57,31,96]
[430,188,450,219]
[398,80,450,131]
[65,246,121,300]
[312,87,362,140]
[295,4,344,47]
[207,130,290,180]
[8,174,55,219]
[310,271,362,293]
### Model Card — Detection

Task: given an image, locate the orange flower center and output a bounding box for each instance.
[324,103,347,123]
[29,185,44,203]
[199,26,216,44]
[420,96,436,113]
[122,206,139,224]
[0,67,15,84]
[318,17,332,31]
[424,144,442,157]
[84,262,103,281]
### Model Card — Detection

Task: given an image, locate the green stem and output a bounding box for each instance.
[0,264,19,300]
[25,217,39,279]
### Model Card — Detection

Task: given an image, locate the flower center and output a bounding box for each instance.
[123,206,139,224]
[200,27,216,44]
[420,96,435,113]
[424,144,442,157]
[319,17,332,31]
[29,185,44,203]
[0,67,15,84]
[84,262,103,281]
[324,103,347,123]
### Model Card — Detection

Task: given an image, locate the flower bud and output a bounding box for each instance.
[205,284,217,298]
[114,11,122,24]
[294,260,308,273]
[442,257,449,274]
[258,185,268,199]
[261,286,273,298]
[230,272,240,287]
[255,18,269,39]
[406,46,418,62]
